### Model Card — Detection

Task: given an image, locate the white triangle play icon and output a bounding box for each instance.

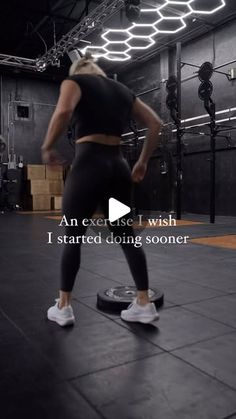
[108,198,131,223]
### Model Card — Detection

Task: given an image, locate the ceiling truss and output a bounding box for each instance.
[0,0,124,72]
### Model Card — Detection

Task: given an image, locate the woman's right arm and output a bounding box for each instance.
[41,80,81,164]
[131,98,162,182]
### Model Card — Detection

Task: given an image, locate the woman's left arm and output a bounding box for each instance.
[41,79,81,163]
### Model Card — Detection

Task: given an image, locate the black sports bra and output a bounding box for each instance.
[66,74,136,140]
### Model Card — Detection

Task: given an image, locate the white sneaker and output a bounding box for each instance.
[121,299,159,324]
[47,299,75,327]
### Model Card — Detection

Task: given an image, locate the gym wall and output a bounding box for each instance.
[0,75,74,166]
[120,18,236,216]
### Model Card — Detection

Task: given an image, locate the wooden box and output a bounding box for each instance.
[51,195,63,210]
[24,165,45,180]
[48,180,64,195]
[46,165,63,180]
[24,195,51,211]
[26,180,50,195]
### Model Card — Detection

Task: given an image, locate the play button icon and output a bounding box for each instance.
[108,198,131,223]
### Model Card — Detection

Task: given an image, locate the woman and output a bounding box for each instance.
[41,54,162,327]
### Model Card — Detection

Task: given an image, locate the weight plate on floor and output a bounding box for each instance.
[198,61,213,82]
[198,80,213,101]
[166,92,178,110]
[97,286,164,312]
[166,75,178,93]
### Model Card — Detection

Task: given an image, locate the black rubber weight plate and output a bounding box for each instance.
[97,286,164,312]
[166,75,178,93]
[166,92,178,110]
[198,61,213,82]
[198,80,213,101]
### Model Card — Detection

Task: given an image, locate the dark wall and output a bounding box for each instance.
[120,19,236,216]
[0,75,74,165]
[183,149,236,215]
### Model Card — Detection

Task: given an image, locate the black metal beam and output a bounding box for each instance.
[176,42,182,220]
[209,103,216,224]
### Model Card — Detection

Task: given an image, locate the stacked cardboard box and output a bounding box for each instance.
[46,164,64,211]
[23,164,64,211]
[25,164,45,180]
[51,195,63,211]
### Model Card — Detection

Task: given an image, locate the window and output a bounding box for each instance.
[17,105,29,119]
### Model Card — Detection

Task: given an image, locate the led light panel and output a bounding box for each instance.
[80,0,226,61]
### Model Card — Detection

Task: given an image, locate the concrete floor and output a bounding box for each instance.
[1,211,236,419]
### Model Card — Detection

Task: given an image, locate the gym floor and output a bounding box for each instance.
[1,212,236,419]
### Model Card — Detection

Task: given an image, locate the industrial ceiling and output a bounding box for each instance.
[0,0,236,79]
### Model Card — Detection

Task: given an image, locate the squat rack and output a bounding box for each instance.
[176,43,235,223]
[124,46,236,222]
[167,43,236,223]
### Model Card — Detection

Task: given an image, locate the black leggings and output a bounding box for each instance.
[60,142,149,292]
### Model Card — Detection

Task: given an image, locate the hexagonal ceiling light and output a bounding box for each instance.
[80,0,226,61]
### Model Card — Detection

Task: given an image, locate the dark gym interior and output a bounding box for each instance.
[1,1,236,418]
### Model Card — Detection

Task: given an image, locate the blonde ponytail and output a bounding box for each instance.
[69,52,106,76]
